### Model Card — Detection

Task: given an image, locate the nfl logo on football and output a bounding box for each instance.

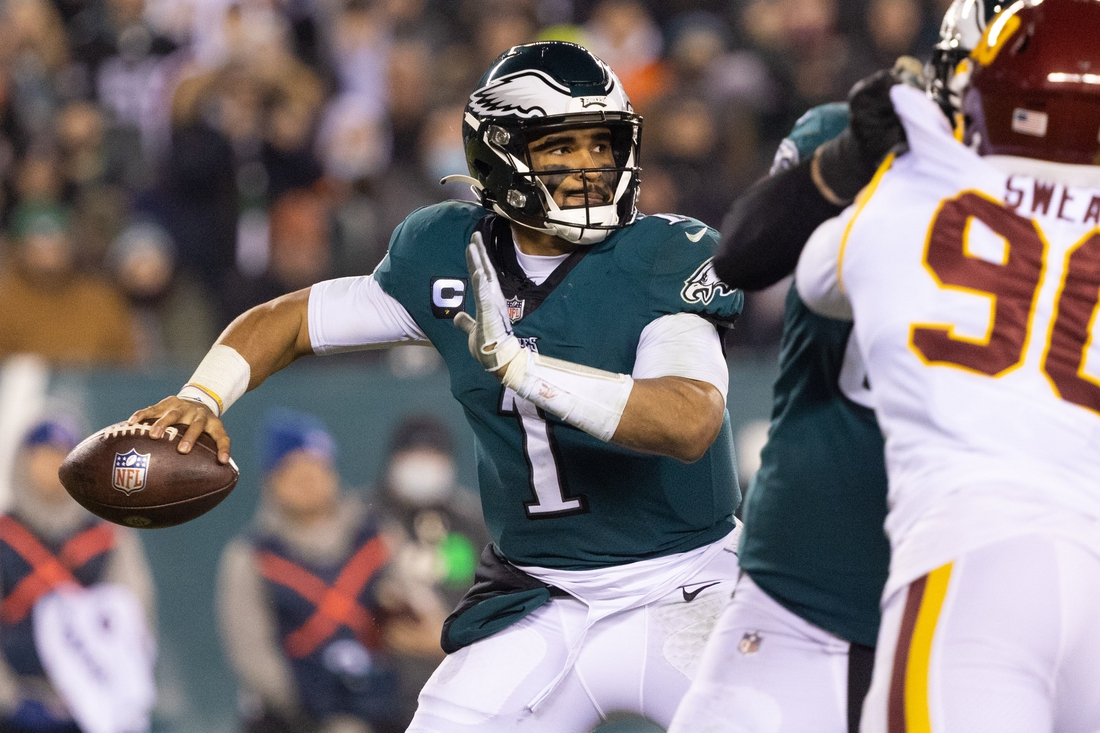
[113,449,151,495]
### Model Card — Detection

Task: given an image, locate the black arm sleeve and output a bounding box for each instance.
[714,157,845,292]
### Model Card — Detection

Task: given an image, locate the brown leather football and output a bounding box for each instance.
[59,421,238,529]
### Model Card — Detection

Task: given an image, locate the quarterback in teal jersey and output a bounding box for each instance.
[132,42,745,731]
[669,3,1003,733]
[375,202,741,570]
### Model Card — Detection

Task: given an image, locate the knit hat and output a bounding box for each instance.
[10,204,71,240]
[387,415,454,456]
[22,418,81,452]
[261,407,336,474]
[106,221,176,273]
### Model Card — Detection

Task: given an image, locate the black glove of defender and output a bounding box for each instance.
[812,60,918,204]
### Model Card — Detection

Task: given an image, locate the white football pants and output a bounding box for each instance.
[667,573,870,733]
[406,546,739,732]
[861,534,1100,733]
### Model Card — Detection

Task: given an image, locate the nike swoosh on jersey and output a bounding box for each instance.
[686,228,707,243]
[681,581,721,602]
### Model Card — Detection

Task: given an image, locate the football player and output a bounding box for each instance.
[795,0,1100,729]
[131,42,745,732]
[668,3,1003,733]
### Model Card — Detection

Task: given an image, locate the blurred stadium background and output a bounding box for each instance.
[0,0,955,729]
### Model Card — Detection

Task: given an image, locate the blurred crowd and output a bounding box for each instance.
[1,408,485,733]
[217,409,486,733]
[0,0,955,366]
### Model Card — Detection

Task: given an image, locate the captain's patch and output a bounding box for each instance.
[431,277,468,319]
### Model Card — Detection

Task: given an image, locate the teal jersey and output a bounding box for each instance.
[375,202,743,570]
[769,103,850,174]
[737,103,891,647]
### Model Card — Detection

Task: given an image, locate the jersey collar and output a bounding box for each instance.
[477,214,591,321]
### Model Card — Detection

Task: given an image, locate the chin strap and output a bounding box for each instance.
[439,175,485,200]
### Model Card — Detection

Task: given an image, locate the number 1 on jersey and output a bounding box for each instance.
[500,388,589,518]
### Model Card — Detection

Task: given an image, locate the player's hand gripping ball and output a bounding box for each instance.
[59,421,238,528]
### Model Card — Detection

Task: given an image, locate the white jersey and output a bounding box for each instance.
[797,85,1100,597]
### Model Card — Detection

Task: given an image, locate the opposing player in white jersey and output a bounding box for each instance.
[796,1,1100,730]
[669,4,1003,733]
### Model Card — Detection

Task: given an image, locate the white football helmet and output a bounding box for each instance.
[929,0,1007,118]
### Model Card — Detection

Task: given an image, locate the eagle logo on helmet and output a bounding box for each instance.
[469,69,618,120]
[681,258,737,306]
[930,0,1007,118]
[470,70,572,119]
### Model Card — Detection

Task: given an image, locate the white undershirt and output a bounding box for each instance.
[513,244,569,286]
[308,274,729,398]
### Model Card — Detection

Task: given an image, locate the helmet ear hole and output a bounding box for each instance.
[474,159,493,178]
[1011,25,1033,55]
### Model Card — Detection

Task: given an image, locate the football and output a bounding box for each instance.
[58,421,238,529]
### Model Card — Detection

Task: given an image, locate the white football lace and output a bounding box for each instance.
[98,423,179,441]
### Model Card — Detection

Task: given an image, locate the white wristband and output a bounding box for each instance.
[178,345,252,417]
[502,350,634,442]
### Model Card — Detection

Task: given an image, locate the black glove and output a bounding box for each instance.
[813,62,916,204]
